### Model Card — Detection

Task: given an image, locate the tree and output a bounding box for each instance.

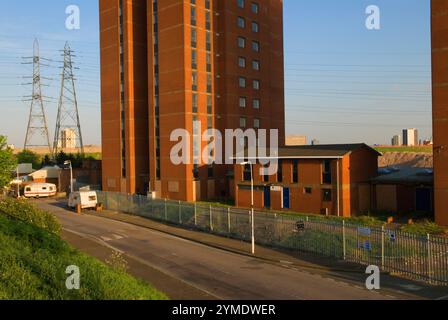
[16,149,41,170]
[0,136,17,189]
[41,154,53,167]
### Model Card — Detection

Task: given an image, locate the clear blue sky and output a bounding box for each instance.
[0,0,432,147]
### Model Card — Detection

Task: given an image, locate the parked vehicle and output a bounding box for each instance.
[68,191,99,210]
[23,183,57,199]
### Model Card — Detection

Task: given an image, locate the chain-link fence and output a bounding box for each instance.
[97,191,448,285]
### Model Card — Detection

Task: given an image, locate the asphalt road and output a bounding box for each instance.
[36,200,400,300]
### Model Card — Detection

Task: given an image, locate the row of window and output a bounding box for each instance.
[236,1,262,121]
[237,0,259,14]
[191,0,214,180]
[242,160,333,185]
[238,77,260,90]
[239,117,260,129]
[237,17,259,33]
[153,0,161,179]
[237,37,260,52]
[238,57,259,70]
[119,0,127,178]
[239,97,260,109]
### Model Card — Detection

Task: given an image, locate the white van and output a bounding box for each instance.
[24,183,57,198]
[68,191,99,210]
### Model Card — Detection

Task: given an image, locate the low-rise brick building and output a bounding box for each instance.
[234,144,380,217]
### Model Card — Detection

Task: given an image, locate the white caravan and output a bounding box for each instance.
[23,183,57,198]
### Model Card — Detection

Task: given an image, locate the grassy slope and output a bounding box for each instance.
[0,201,167,300]
[375,146,433,154]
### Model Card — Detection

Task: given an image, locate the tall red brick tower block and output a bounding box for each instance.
[99,0,285,201]
[431,0,448,226]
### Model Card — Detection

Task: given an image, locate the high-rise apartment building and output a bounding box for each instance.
[402,128,419,146]
[431,0,448,226]
[99,0,285,201]
[391,135,401,147]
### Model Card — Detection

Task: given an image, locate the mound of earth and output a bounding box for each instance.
[379,152,433,168]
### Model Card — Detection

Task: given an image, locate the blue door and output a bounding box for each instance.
[283,188,290,209]
[264,187,271,208]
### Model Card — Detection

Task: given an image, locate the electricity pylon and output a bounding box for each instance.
[23,39,52,154]
[53,42,84,156]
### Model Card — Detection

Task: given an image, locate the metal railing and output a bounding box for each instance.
[97,191,448,285]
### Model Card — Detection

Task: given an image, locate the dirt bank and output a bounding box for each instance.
[379,152,433,168]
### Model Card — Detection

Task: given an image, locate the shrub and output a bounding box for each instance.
[0,198,61,234]
[400,220,447,236]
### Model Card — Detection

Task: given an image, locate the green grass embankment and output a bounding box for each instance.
[0,198,167,300]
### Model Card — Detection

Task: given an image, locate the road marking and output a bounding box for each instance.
[100,236,113,242]
[398,284,423,291]
[62,228,222,300]
[436,294,448,300]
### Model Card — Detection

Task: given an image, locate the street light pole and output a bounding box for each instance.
[16,167,20,198]
[64,160,73,194]
[241,161,255,255]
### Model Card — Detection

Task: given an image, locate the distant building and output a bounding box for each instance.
[391,135,401,146]
[58,128,77,149]
[286,135,307,146]
[17,163,33,176]
[403,129,419,146]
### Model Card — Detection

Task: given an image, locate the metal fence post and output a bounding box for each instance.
[209,205,214,231]
[194,203,197,226]
[227,207,231,234]
[427,233,432,283]
[381,225,385,269]
[164,198,168,221]
[178,201,182,224]
[342,220,346,261]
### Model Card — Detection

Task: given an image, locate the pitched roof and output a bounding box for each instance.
[371,167,434,184]
[237,143,381,159]
[276,143,381,158]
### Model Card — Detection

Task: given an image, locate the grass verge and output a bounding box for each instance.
[0,198,167,300]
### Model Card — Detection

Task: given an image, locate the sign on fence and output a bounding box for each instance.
[358,227,372,251]
[295,221,305,232]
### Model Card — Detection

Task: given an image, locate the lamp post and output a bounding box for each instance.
[16,166,20,198]
[64,160,73,194]
[241,161,255,255]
